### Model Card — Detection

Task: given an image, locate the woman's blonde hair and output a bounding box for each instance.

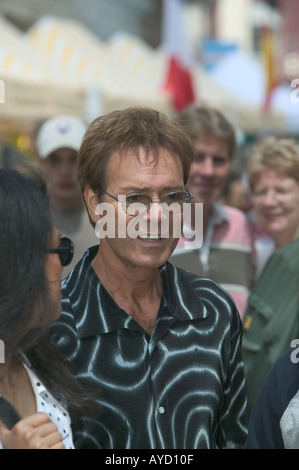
[248,137,299,191]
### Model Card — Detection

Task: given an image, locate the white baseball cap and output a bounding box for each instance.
[37,115,87,159]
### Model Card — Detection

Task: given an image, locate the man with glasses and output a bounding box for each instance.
[50,107,248,449]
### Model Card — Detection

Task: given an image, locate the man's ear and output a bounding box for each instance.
[83,186,100,226]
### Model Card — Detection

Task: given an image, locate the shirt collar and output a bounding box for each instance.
[211,201,229,225]
[160,262,208,321]
[182,201,228,242]
[64,246,208,338]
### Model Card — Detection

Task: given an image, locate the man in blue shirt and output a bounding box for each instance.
[50,107,248,449]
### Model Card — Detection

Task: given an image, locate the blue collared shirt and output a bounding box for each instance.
[50,246,247,449]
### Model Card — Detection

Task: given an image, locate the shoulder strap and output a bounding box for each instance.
[0,396,21,430]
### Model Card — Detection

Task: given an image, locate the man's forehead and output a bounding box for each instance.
[105,148,184,185]
[109,147,181,165]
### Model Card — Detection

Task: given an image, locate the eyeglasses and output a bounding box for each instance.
[47,237,74,266]
[99,188,194,215]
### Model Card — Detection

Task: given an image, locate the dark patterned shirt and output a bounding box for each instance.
[50,246,248,449]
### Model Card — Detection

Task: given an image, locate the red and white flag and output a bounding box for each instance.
[161,0,196,112]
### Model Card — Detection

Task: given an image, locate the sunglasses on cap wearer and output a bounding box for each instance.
[46,237,74,267]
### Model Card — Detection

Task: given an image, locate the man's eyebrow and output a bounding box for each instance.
[119,186,184,193]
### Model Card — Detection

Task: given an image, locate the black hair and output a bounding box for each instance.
[0,167,101,435]
[0,167,52,352]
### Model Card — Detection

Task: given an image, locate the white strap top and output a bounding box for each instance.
[0,361,74,449]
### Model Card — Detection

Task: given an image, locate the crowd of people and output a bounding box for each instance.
[1,102,299,449]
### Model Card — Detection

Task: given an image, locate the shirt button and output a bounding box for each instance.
[158,406,165,414]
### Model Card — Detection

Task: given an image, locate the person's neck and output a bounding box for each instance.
[92,245,163,334]
[274,229,296,249]
[93,248,162,300]
[0,355,37,418]
[0,355,22,393]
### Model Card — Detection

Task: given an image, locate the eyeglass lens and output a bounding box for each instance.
[124,191,192,215]
[58,237,74,266]
[47,237,74,266]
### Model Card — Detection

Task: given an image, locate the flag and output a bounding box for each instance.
[161,0,196,112]
[261,26,276,111]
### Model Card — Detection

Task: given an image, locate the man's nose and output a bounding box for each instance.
[195,156,214,176]
[147,200,164,219]
[59,160,75,174]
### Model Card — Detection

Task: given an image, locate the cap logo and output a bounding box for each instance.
[56,121,71,134]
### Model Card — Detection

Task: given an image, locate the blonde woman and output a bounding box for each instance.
[243,137,299,416]
[249,137,299,276]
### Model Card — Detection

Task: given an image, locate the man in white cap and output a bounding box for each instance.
[36,115,98,276]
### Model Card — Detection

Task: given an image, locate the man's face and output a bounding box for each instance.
[187,135,232,209]
[94,148,186,270]
[39,147,82,208]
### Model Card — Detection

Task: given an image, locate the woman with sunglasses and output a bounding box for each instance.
[0,167,99,449]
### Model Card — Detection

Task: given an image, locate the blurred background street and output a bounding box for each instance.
[0,0,298,169]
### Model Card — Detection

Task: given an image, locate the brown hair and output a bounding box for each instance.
[175,103,237,159]
[248,137,299,191]
[77,106,194,194]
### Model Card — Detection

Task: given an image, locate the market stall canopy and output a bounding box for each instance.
[0,14,293,137]
[0,15,90,122]
[0,15,172,125]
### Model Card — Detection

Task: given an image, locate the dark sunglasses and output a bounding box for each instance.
[47,237,74,267]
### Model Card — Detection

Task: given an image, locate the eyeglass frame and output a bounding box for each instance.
[98,187,194,214]
[46,236,74,267]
